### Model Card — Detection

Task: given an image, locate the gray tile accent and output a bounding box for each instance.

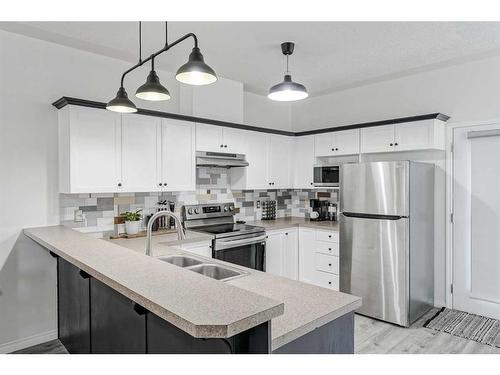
[79,205,97,212]
[97,197,114,211]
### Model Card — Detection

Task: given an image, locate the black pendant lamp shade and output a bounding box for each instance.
[176,47,217,85]
[268,42,308,102]
[136,70,171,101]
[106,87,138,113]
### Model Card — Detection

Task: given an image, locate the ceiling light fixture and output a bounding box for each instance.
[268,42,308,102]
[107,22,217,113]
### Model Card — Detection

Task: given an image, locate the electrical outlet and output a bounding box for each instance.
[256,200,260,208]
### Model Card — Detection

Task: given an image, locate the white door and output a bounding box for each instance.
[283,229,298,280]
[268,135,291,188]
[266,231,283,276]
[293,135,315,188]
[195,123,223,152]
[360,125,394,153]
[121,114,161,192]
[453,124,500,319]
[314,133,335,157]
[394,120,434,151]
[70,106,121,193]
[334,129,360,155]
[162,119,196,191]
[223,127,248,154]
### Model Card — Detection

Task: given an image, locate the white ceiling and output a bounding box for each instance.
[3,21,500,96]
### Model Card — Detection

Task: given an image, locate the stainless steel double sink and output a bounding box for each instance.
[157,255,248,282]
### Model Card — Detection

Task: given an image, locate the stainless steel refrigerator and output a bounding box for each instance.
[339,161,434,327]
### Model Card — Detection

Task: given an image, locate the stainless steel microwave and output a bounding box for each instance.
[313,165,340,187]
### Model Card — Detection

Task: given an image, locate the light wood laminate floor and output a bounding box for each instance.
[13,310,500,354]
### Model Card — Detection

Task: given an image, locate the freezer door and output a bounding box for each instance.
[340,213,409,326]
[340,161,409,216]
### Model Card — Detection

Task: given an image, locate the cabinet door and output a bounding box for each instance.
[360,125,394,153]
[90,278,146,353]
[181,241,212,258]
[58,258,91,354]
[298,228,316,284]
[223,127,248,154]
[268,135,291,189]
[70,106,121,192]
[394,120,435,151]
[334,129,360,156]
[283,229,298,280]
[121,114,161,192]
[266,231,284,276]
[293,136,315,189]
[232,131,268,189]
[314,133,335,157]
[195,123,223,152]
[162,119,195,191]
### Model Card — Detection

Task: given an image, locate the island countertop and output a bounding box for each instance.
[25,224,361,351]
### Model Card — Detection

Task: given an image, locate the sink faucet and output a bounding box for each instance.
[145,211,186,256]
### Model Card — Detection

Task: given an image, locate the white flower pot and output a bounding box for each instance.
[125,220,141,235]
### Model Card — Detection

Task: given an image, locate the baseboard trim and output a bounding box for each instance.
[0,329,58,354]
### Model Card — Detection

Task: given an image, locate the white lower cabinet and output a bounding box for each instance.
[298,227,340,291]
[265,228,298,279]
[181,240,212,258]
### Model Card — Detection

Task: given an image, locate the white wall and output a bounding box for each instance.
[291,54,500,131]
[244,92,292,131]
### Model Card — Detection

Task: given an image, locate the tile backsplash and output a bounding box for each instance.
[60,167,337,236]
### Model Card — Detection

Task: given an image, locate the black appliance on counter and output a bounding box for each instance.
[182,203,266,271]
[309,199,330,221]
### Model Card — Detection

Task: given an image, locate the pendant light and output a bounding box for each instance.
[176,47,217,85]
[268,42,308,102]
[106,22,217,113]
[136,57,171,101]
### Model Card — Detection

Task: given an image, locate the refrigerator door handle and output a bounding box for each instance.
[341,212,407,220]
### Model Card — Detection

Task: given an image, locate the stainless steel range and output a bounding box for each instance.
[182,203,266,271]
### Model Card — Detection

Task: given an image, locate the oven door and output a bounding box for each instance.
[213,233,267,271]
[313,166,339,187]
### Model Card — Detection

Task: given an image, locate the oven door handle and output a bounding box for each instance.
[215,235,267,249]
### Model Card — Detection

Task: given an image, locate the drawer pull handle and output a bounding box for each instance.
[328,263,332,267]
[329,248,331,251]
[328,281,332,285]
[328,235,332,238]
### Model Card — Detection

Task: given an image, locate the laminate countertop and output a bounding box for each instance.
[25,224,360,351]
[249,216,339,231]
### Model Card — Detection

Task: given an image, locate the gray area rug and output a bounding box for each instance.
[424,307,500,348]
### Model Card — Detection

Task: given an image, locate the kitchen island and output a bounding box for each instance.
[24,225,361,354]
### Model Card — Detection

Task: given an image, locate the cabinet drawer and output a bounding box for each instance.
[315,230,338,243]
[313,271,339,290]
[315,241,339,256]
[315,253,339,275]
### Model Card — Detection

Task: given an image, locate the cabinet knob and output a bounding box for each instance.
[390,143,393,146]
[224,145,228,148]
[285,232,288,235]
[118,183,122,187]
[394,142,398,146]
[159,183,163,186]
[163,182,167,186]
[336,148,339,151]
[328,235,332,238]
[310,182,313,185]
[329,248,332,251]
[220,144,224,148]
[328,263,332,267]
[328,281,332,285]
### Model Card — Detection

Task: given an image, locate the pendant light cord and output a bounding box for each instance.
[285,55,289,74]
[138,21,142,64]
[165,21,168,46]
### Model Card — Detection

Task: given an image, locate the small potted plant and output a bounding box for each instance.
[122,209,143,235]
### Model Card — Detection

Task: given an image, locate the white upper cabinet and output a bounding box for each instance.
[59,106,121,193]
[360,119,446,153]
[293,135,315,189]
[195,123,248,154]
[195,123,223,152]
[231,131,268,190]
[360,124,394,153]
[267,135,291,189]
[161,119,196,191]
[314,129,359,157]
[121,114,161,193]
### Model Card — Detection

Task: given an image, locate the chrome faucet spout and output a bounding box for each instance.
[145,211,186,256]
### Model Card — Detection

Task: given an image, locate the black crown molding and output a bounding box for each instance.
[52,96,450,137]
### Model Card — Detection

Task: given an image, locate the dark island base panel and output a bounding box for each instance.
[57,257,353,354]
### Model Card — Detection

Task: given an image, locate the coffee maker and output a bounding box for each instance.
[309,199,330,221]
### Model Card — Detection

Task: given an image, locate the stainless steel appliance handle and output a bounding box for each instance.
[216,235,267,249]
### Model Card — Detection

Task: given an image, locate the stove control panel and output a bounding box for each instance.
[183,202,235,221]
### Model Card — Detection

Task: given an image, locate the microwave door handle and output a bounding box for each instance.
[216,235,267,249]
